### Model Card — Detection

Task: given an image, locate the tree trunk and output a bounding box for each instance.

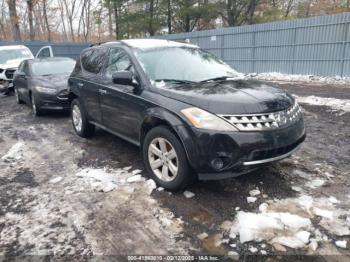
[167,0,172,34]
[149,0,154,36]
[0,0,7,40]
[246,0,259,24]
[27,0,35,40]
[184,0,190,32]
[107,0,113,38]
[7,0,22,41]
[284,0,294,18]
[113,2,119,40]
[42,0,51,41]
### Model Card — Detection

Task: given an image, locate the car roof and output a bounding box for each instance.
[0,45,30,51]
[100,39,199,50]
[31,57,74,63]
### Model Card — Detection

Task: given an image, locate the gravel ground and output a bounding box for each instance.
[0,82,349,260]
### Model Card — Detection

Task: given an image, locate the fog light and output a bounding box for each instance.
[211,158,224,170]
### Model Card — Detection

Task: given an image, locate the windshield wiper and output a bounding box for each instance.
[154,79,195,84]
[200,76,229,82]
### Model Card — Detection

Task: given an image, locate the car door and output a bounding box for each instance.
[14,61,30,104]
[78,48,107,123]
[100,47,145,143]
[35,46,53,58]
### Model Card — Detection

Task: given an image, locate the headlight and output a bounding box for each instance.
[181,107,237,131]
[36,86,57,94]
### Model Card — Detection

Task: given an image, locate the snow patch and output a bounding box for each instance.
[247,197,257,203]
[249,189,261,196]
[254,72,350,85]
[335,240,347,249]
[49,177,63,184]
[183,191,195,198]
[231,211,311,244]
[295,95,350,112]
[75,167,157,195]
[306,179,325,189]
[2,141,25,162]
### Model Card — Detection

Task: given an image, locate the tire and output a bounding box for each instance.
[143,126,194,191]
[30,93,43,116]
[71,98,95,138]
[14,88,24,104]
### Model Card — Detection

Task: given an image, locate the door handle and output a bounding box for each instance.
[99,89,107,95]
[77,82,84,88]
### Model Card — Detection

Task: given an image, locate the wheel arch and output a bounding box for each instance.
[140,108,197,170]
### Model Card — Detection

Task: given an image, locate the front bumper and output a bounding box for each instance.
[35,90,70,111]
[178,117,306,180]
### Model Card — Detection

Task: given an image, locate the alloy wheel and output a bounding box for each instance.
[148,137,179,182]
[72,104,83,132]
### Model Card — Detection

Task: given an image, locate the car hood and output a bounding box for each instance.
[32,74,69,90]
[154,79,294,114]
[0,60,22,70]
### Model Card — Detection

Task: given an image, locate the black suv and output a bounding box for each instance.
[68,39,305,191]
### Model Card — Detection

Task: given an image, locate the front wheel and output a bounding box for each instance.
[14,88,24,104]
[143,126,194,191]
[71,99,95,138]
[31,94,43,116]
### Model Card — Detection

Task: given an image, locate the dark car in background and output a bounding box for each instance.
[13,57,76,116]
[68,39,306,191]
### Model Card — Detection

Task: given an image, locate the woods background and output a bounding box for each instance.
[1,0,350,43]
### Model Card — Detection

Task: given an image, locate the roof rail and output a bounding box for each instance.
[89,42,106,47]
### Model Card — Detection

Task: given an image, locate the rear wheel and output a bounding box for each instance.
[143,126,194,191]
[31,94,43,116]
[71,99,95,138]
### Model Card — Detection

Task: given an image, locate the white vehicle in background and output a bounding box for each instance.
[0,45,34,94]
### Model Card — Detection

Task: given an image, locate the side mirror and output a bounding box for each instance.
[112,71,134,86]
[15,71,26,77]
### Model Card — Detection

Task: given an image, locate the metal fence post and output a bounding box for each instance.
[292,26,298,75]
[252,31,256,73]
[340,21,350,77]
[220,34,225,60]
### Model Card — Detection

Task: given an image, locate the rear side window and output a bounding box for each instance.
[81,48,105,74]
[37,47,51,58]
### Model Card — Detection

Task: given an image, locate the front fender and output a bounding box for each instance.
[141,107,200,170]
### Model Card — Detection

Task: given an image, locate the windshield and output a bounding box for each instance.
[31,59,76,76]
[0,48,33,64]
[134,47,241,84]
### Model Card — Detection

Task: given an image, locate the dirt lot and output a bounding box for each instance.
[0,82,349,260]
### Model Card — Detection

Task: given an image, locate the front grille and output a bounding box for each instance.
[57,89,69,100]
[219,101,302,131]
[5,69,16,80]
[249,135,305,161]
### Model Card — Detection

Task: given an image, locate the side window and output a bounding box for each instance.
[17,62,24,73]
[37,47,51,58]
[81,48,105,74]
[105,48,134,80]
[23,62,29,75]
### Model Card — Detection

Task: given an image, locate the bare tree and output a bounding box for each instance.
[167,0,172,34]
[7,0,22,41]
[42,0,51,41]
[285,0,294,17]
[0,0,8,40]
[27,0,35,40]
[62,0,78,41]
